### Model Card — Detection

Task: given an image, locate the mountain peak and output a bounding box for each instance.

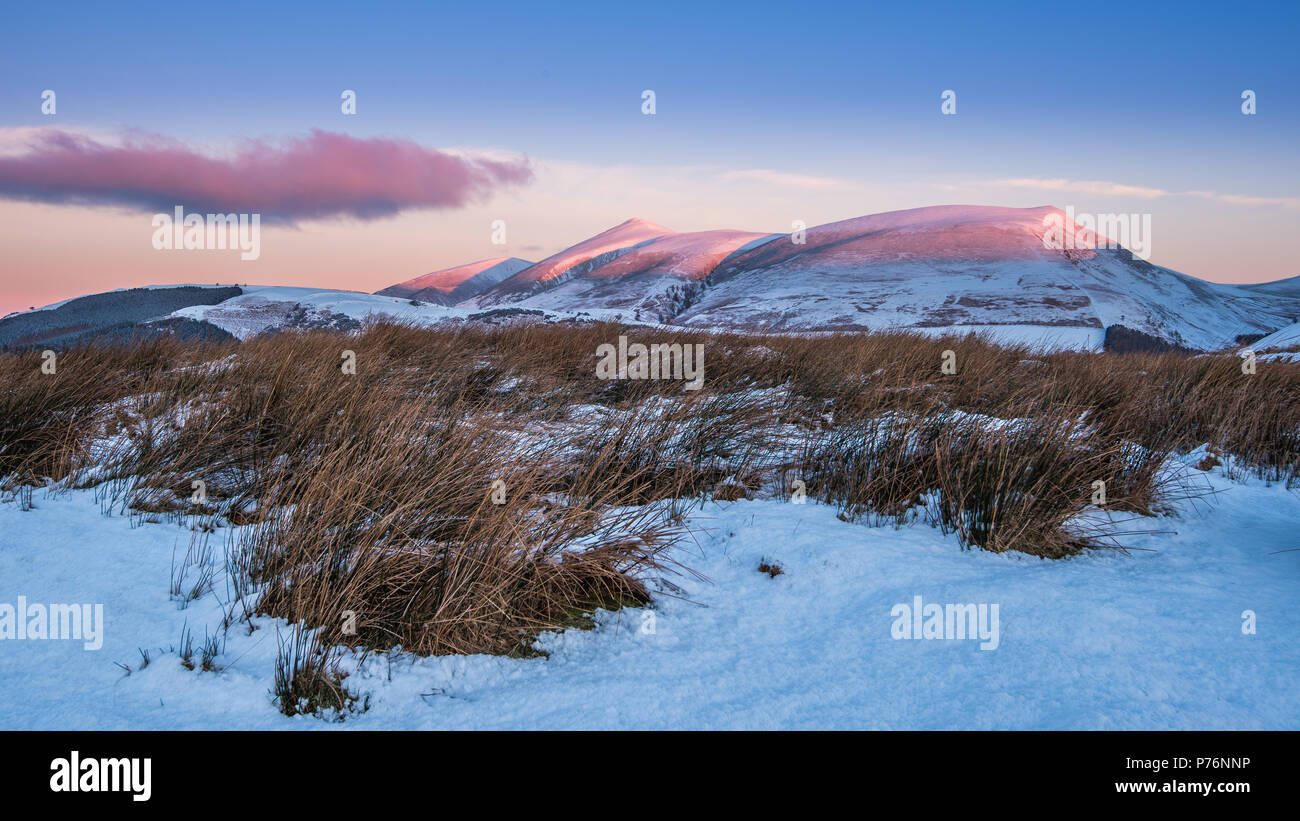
[601,217,675,236]
[472,218,678,298]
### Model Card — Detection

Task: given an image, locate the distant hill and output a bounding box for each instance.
[0,286,242,349]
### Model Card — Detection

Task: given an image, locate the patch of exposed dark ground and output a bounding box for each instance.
[1103,324,1193,354]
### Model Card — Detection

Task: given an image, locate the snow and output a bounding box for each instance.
[377,257,533,304]
[1241,321,1300,362]
[471,228,777,320]
[1252,321,1300,352]
[165,285,564,339]
[2,452,1297,730]
[158,284,680,340]
[23,208,1298,351]
[473,218,676,304]
[1241,274,1300,299]
[433,206,1300,349]
[675,208,1295,348]
[909,324,1105,351]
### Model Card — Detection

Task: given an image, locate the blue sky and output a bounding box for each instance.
[6,1,1297,167]
[0,0,1297,313]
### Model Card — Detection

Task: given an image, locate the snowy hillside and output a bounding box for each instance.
[1249,321,1300,362]
[376,257,533,305]
[165,286,579,339]
[15,284,631,347]
[472,217,678,305]
[167,286,461,339]
[676,206,1298,349]
[472,228,779,321]
[1254,321,1300,350]
[411,205,1300,350]
[1241,274,1300,300]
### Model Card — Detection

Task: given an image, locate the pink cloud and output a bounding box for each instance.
[0,129,533,222]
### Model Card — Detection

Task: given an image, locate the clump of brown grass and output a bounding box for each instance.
[272,623,368,720]
[238,395,680,656]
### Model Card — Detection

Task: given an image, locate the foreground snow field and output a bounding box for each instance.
[1,453,1297,730]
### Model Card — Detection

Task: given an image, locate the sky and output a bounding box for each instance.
[0,0,1297,316]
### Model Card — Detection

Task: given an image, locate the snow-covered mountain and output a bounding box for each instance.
[16,207,1299,352]
[376,257,533,306]
[465,218,779,321]
[678,205,1300,349]
[165,286,583,340]
[471,218,678,304]
[1241,274,1300,300]
[392,203,1289,348]
[434,205,1300,349]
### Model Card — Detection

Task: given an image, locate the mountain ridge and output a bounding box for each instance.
[408,205,1300,347]
[15,206,1299,352]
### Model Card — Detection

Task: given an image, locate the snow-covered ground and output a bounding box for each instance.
[909,324,1105,351]
[1251,321,1300,362]
[165,286,466,339]
[164,285,681,340]
[2,451,1296,730]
